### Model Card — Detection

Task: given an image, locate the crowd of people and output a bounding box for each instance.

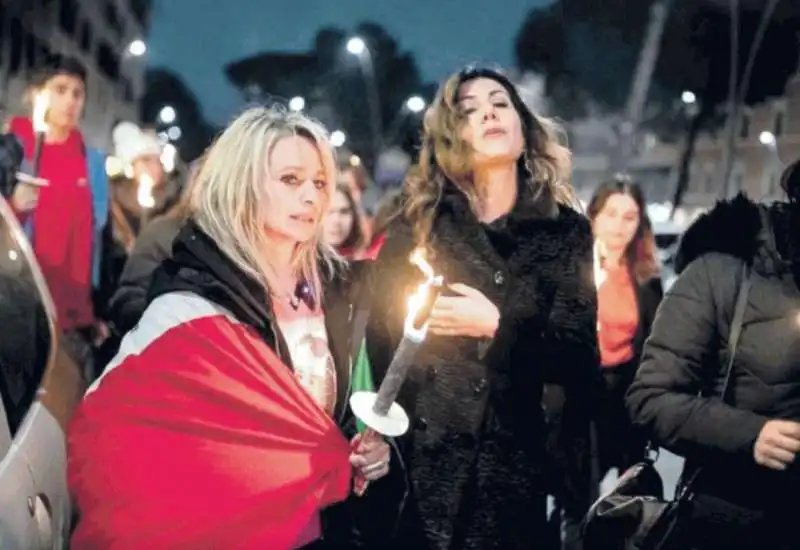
[2,53,799,549]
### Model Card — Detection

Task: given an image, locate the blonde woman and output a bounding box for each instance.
[68,107,399,549]
[367,66,600,549]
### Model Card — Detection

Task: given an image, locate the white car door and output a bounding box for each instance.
[0,194,76,550]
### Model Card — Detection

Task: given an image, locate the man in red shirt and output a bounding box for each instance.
[8,56,110,382]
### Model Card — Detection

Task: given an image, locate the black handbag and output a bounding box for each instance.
[581,263,753,550]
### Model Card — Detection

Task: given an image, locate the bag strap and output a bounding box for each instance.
[677,261,752,499]
[718,263,752,403]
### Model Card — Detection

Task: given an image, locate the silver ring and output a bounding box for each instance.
[363,460,387,474]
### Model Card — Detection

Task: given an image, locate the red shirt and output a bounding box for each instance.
[10,117,95,331]
[597,263,639,367]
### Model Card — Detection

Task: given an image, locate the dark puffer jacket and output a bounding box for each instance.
[626,194,800,547]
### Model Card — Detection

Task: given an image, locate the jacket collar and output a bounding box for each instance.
[674,193,800,279]
[438,177,559,229]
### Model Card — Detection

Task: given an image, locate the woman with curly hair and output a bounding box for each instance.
[366,66,601,549]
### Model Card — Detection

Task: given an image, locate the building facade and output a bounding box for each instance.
[0,0,151,149]
[686,71,800,205]
[624,70,800,211]
[567,68,800,219]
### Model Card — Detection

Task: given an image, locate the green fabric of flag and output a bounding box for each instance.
[351,340,375,433]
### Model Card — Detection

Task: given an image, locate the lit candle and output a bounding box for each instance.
[137,173,156,209]
[31,90,50,177]
[136,173,156,227]
[350,248,443,495]
[593,240,607,290]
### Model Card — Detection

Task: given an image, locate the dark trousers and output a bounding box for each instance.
[596,360,646,475]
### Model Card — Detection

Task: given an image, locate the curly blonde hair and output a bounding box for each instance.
[404,67,578,246]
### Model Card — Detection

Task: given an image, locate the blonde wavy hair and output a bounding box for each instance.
[189,106,340,301]
[405,67,579,246]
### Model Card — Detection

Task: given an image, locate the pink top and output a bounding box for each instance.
[273,297,338,547]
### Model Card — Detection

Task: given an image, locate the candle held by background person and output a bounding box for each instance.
[31,90,49,177]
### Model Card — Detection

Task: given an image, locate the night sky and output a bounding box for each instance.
[147,0,550,124]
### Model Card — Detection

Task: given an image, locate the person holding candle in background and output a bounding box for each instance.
[367,66,601,549]
[100,124,179,305]
[92,122,184,370]
[6,55,110,383]
[587,178,662,479]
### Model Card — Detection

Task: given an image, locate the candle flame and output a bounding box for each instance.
[593,240,607,289]
[403,247,443,337]
[137,173,156,208]
[410,248,435,280]
[32,90,50,134]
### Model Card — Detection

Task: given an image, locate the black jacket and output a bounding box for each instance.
[108,214,184,336]
[148,220,407,548]
[632,276,662,365]
[626,195,800,540]
[367,182,600,549]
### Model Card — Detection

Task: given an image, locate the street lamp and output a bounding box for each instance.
[158,106,176,125]
[127,39,147,57]
[330,130,346,147]
[167,126,182,141]
[681,90,696,105]
[345,36,382,158]
[385,95,427,145]
[346,37,366,55]
[289,96,305,112]
[405,95,426,113]
[759,131,777,148]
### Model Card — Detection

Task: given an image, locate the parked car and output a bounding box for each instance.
[0,152,84,549]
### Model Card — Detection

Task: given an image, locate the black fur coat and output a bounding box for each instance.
[366,182,600,549]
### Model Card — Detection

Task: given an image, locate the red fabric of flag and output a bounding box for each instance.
[68,314,352,549]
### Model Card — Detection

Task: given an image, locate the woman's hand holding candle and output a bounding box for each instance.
[429,283,499,339]
[351,431,391,494]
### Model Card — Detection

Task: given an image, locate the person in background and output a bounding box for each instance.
[340,160,380,247]
[626,160,800,549]
[6,55,109,382]
[367,66,599,549]
[362,188,404,260]
[323,183,366,259]
[109,122,179,240]
[105,158,201,339]
[340,160,381,218]
[587,178,662,478]
[99,123,177,312]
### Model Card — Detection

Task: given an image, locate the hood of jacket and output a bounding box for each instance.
[148,219,280,345]
[674,193,800,281]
